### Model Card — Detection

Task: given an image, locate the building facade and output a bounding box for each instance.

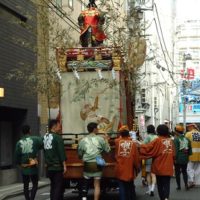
[134,0,176,132]
[174,20,200,125]
[0,0,38,185]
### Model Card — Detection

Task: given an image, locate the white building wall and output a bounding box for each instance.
[174,0,200,125]
[174,20,200,124]
[135,0,176,129]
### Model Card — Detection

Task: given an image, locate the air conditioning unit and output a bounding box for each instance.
[135,0,146,7]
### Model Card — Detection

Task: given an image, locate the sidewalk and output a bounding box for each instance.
[0,178,50,200]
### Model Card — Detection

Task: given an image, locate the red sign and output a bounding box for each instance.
[180,68,195,80]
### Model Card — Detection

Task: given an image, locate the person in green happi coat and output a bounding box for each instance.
[78,122,110,200]
[15,125,43,200]
[174,124,192,190]
[43,119,67,200]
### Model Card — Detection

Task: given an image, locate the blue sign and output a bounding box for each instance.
[179,103,200,113]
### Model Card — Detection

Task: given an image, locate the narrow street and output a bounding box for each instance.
[6,176,199,200]
[1,1,200,200]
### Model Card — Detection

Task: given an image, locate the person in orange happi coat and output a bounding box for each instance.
[139,124,175,200]
[115,125,140,200]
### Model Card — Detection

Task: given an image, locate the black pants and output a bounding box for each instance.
[156,175,171,200]
[79,178,90,198]
[174,163,188,188]
[22,174,38,200]
[118,180,136,200]
[47,171,64,200]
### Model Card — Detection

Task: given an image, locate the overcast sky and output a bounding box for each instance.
[176,0,200,22]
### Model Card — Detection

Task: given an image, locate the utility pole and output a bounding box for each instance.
[182,53,192,132]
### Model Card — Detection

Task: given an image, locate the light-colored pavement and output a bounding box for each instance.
[2,176,200,200]
[135,176,200,200]
[0,178,50,200]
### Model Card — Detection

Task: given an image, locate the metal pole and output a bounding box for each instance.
[182,53,192,132]
[182,57,186,132]
[183,84,186,132]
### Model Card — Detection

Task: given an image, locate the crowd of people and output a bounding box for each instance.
[15,120,200,200]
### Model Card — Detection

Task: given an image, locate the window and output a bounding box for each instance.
[191,50,199,59]
[56,0,62,8]
[154,97,158,108]
[68,0,73,9]
[141,88,146,106]
[81,0,86,10]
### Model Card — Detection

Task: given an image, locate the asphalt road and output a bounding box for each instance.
[6,176,200,200]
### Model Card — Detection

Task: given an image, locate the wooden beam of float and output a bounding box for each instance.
[56,47,122,72]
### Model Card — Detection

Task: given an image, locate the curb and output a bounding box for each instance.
[1,182,50,200]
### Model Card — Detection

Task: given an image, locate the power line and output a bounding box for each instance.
[43,0,80,33]
[153,18,177,85]
[149,42,180,79]
[147,41,169,84]
[49,0,80,29]
[153,3,175,68]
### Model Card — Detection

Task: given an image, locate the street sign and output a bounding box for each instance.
[180,68,195,79]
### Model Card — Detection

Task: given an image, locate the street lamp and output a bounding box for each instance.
[0,88,4,98]
[182,53,192,132]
